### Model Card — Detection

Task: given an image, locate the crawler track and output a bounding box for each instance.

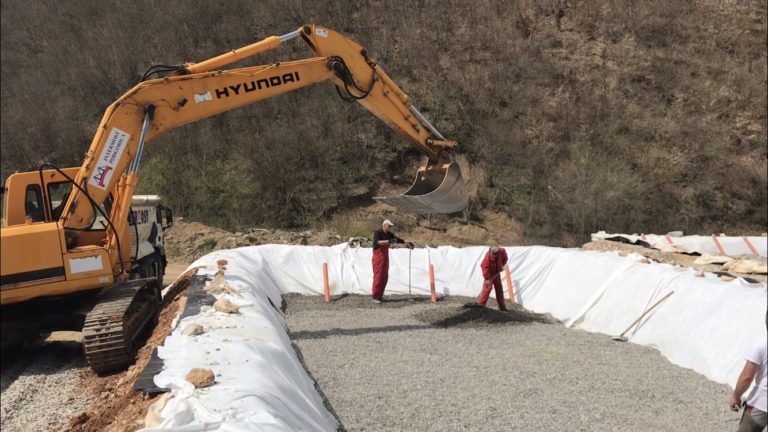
[82,278,160,374]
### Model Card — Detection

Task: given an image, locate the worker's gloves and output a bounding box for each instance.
[388,238,413,249]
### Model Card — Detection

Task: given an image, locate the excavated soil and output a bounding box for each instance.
[64,278,188,432]
[582,239,767,283]
[63,285,188,432]
[164,204,525,264]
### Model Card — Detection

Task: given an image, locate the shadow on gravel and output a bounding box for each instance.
[415,303,555,329]
[290,324,432,340]
[283,293,433,311]
[290,342,348,432]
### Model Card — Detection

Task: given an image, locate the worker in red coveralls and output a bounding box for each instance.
[371,219,412,303]
[478,246,508,310]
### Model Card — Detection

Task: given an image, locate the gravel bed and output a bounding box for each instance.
[285,294,737,432]
[1,339,93,432]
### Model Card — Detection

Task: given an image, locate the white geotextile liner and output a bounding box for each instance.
[143,250,339,432]
[147,244,766,430]
[592,231,767,257]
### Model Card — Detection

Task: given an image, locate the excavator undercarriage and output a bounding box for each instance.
[83,278,161,374]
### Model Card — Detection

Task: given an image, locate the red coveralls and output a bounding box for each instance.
[478,248,509,310]
[371,242,390,299]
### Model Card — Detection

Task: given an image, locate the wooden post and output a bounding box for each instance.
[711,234,727,256]
[323,263,330,303]
[429,264,436,304]
[504,264,516,305]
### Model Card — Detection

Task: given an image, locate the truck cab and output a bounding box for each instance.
[128,194,173,285]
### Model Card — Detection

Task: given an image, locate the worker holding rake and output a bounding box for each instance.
[478,246,508,311]
[371,219,413,303]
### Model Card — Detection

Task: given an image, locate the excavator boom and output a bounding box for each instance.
[1,25,468,373]
[60,24,466,240]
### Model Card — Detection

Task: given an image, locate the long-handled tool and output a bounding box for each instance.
[408,247,412,301]
[613,291,675,342]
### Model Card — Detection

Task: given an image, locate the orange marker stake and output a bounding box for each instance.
[429,264,436,304]
[323,262,330,303]
[504,264,516,305]
[743,236,759,256]
[711,234,727,256]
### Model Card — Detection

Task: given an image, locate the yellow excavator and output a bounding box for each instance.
[0,24,467,373]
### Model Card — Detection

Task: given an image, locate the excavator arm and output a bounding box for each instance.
[59,24,467,274]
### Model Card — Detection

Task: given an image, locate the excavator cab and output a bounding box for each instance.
[375,159,467,214]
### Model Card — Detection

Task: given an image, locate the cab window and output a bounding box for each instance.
[48,181,72,221]
[90,195,113,231]
[46,181,112,229]
[25,185,45,222]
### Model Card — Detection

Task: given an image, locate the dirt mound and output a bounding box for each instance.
[165,219,350,263]
[582,239,767,284]
[166,204,526,265]
[415,303,554,329]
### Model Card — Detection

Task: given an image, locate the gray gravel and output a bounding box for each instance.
[1,339,94,432]
[285,294,737,432]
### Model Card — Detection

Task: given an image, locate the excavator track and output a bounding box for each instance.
[82,278,161,375]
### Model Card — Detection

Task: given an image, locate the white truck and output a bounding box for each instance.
[128,195,173,285]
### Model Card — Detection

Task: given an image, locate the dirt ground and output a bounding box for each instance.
[164,205,524,264]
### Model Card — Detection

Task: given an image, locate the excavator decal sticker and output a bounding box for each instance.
[193,91,213,103]
[69,256,104,274]
[88,127,131,190]
[214,72,300,99]
[94,166,113,188]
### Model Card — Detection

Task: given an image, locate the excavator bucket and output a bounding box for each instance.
[374,161,468,213]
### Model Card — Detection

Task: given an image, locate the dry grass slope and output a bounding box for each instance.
[1,0,765,245]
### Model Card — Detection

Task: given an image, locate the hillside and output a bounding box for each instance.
[1,1,765,245]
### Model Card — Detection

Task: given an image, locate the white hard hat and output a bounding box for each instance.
[382,219,394,226]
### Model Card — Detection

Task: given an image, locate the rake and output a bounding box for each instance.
[408,247,413,301]
[613,291,675,342]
